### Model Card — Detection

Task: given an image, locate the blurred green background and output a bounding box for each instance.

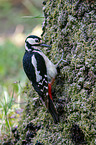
[0,0,43,138]
[0,0,43,86]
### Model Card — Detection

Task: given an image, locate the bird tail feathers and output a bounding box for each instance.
[48,96,59,123]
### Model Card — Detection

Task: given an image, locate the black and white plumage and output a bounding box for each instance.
[23,35,59,123]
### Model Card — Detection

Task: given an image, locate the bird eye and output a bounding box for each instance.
[35,39,39,43]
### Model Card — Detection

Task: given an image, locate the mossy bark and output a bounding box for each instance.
[18,0,96,145]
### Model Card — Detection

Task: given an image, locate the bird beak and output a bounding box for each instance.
[39,43,52,48]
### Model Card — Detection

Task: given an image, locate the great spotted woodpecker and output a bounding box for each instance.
[23,35,67,123]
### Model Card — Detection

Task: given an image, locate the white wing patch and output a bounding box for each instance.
[31,55,42,82]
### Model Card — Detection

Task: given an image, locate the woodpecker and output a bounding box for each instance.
[23,35,67,123]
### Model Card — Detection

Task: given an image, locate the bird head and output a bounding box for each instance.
[25,35,51,52]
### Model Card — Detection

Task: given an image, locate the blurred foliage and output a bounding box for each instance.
[0,84,23,138]
[0,0,43,35]
[0,40,24,85]
[0,0,43,85]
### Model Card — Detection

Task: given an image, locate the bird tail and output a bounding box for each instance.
[48,95,59,123]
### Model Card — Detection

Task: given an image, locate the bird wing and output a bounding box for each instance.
[31,51,49,103]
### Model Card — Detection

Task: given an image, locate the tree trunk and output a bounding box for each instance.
[41,0,96,144]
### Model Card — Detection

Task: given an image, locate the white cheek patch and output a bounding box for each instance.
[31,55,42,82]
[27,38,35,45]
